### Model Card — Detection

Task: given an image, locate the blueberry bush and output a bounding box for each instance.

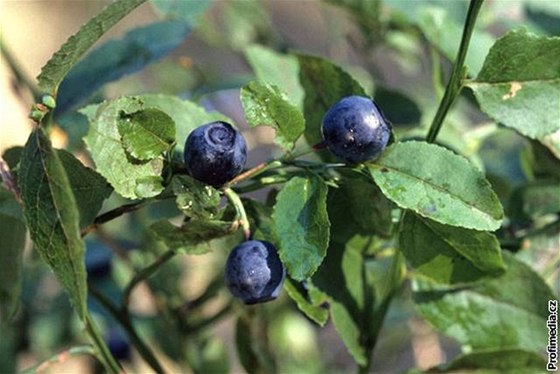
[1,0,559,373]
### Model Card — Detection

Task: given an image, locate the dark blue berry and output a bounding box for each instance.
[322,96,391,163]
[184,121,247,187]
[225,240,285,305]
[105,328,131,361]
[85,241,113,280]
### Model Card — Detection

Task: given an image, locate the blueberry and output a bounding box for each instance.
[184,121,247,187]
[322,96,391,163]
[225,240,286,305]
[105,328,131,361]
[85,241,113,280]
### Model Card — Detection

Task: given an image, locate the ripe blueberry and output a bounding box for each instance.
[184,121,247,187]
[225,240,285,305]
[105,328,131,361]
[321,95,391,163]
[85,241,113,280]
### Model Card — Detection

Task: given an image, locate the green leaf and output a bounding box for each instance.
[328,170,394,238]
[273,175,330,281]
[297,54,366,147]
[244,45,304,109]
[413,252,555,353]
[369,141,503,231]
[400,213,505,284]
[19,129,87,319]
[82,97,166,199]
[235,314,276,374]
[150,219,232,253]
[284,277,328,326]
[425,348,547,373]
[151,0,213,24]
[468,29,560,139]
[509,180,560,221]
[0,189,26,322]
[56,20,190,115]
[417,6,495,76]
[373,86,421,127]
[57,150,113,228]
[240,81,305,151]
[312,235,378,366]
[172,175,221,220]
[117,108,176,161]
[136,94,233,156]
[37,0,147,94]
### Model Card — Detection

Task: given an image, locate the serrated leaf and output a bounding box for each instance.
[172,175,221,220]
[57,150,113,228]
[37,0,147,94]
[400,213,505,284]
[0,189,26,322]
[244,45,304,109]
[136,94,233,156]
[297,55,366,147]
[284,277,328,326]
[19,129,87,319]
[413,252,555,353]
[424,348,547,373]
[369,141,503,231]
[82,97,166,199]
[150,219,232,253]
[468,29,560,139]
[240,81,305,151]
[56,20,190,115]
[117,108,176,161]
[273,175,330,281]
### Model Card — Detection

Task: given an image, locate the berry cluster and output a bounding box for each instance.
[182,95,391,304]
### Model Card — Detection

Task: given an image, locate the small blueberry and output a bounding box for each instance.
[322,96,391,163]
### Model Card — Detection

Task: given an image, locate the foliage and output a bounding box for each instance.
[1,0,558,373]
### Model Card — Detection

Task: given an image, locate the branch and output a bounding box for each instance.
[81,201,146,237]
[21,345,96,374]
[89,284,165,374]
[425,0,485,143]
[122,249,177,307]
[223,187,251,240]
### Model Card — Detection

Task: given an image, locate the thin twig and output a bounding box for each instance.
[81,201,146,237]
[21,345,97,374]
[88,284,165,374]
[122,249,177,308]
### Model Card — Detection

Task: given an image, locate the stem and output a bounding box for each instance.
[21,345,97,374]
[223,187,251,240]
[84,314,122,374]
[122,249,176,307]
[81,201,147,237]
[426,0,485,143]
[226,160,282,187]
[184,301,233,334]
[0,38,41,100]
[89,285,165,374]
